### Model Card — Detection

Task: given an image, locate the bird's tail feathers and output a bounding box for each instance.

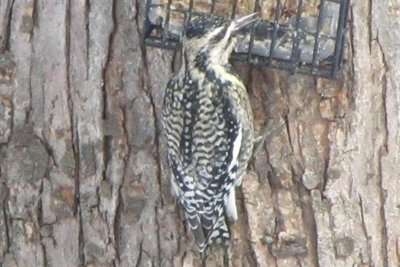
[187,207,230,253]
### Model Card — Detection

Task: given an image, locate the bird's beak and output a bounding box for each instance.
[231,13,259,33]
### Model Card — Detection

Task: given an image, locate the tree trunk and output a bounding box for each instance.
[0,0,398,266]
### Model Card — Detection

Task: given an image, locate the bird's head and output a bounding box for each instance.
[182,13,258,64]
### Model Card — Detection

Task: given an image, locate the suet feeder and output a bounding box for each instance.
[142,0,350,79]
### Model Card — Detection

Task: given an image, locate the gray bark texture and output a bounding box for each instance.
[0,0,399,266]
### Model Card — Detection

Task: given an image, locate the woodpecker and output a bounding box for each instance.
[162,13,256,252]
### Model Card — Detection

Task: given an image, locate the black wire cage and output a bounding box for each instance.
[142,0,350,79]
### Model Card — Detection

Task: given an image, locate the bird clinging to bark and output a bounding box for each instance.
[162,13,257,252]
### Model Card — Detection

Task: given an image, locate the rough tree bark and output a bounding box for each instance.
[0,0,399,266]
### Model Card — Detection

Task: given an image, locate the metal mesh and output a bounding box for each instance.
[142,0,350,79]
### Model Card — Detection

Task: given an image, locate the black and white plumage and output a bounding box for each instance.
[162,13,256,252]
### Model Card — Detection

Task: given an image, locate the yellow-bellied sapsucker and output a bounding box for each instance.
[162,13,256,252]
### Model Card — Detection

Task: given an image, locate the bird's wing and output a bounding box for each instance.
[176,91,242,249]
[162,75,244,251]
